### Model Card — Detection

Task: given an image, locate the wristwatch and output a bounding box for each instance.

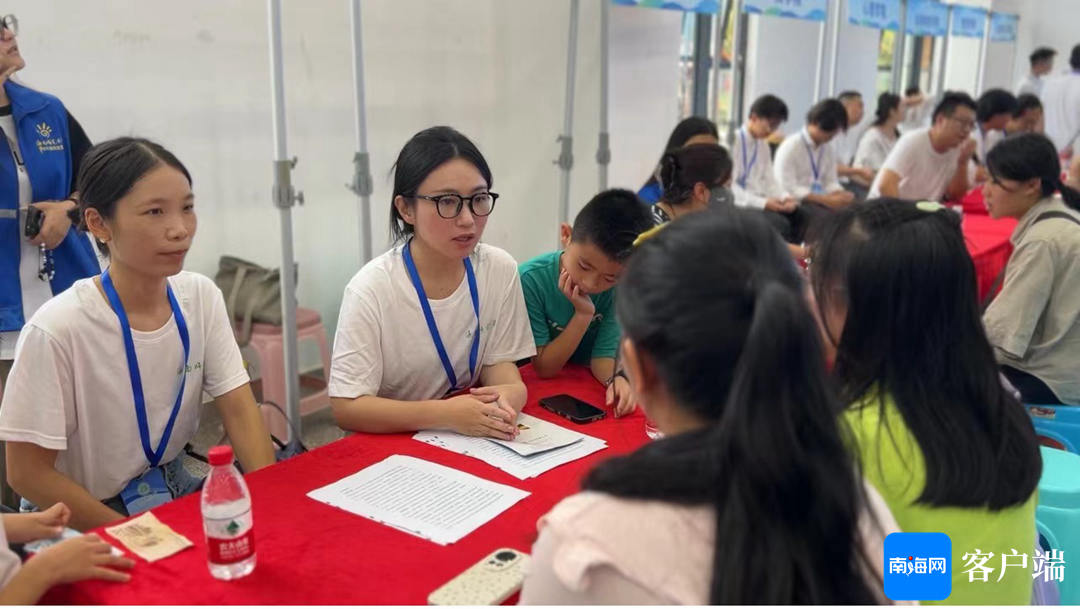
[606,369,629,387]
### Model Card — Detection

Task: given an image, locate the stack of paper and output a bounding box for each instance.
[307,455,529,545]
[414,413,607,479]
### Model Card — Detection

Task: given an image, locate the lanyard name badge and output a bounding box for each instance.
[738,129,758,190]
[101,269,190,515]
[803,133,825,194]
[402,240,480,395]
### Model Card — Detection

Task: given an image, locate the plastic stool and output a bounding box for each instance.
[245,307,331,442]
[1036,446,1080,604]
[1028,404,1080,454]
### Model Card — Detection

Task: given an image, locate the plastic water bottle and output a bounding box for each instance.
[201,445,256,580]
[645,417,664,441]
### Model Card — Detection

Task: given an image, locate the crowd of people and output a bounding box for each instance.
[0,11,1077,604]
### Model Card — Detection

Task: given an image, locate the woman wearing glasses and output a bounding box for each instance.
[328,126,535,440]
[0,14,100,385]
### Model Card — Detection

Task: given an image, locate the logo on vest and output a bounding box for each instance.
[34,122,65,153]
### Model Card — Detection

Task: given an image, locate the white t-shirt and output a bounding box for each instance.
[731,128,787,209]
[0,518,19,589]
[853,126,898,173]
[0,112,52,361]
[773,128,843,199]
[1015,73,1043,98]
[976,127,1005,164]
[330,242,536,402]
[0,271,248,500]
[869,128,963,201]
[1042,72,1080,156]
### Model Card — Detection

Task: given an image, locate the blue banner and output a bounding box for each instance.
[847,0,901,31]
[611,0,720,13]
[905,0,949,37]
[743,0,828,22]
[951,5,986,38]
[989,12,1018,42]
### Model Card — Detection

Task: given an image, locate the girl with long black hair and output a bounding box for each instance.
[811,198,1042,604]
[983,132,1080,406]
[637,117,719,205]
[853,93,902,178]
[521,209,896,604]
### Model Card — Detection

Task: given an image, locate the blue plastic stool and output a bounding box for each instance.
[1028,404,1080,454]
[1036,446,1080,604]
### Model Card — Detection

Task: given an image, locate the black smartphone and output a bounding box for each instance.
[539,394,606,424]
[24,205,43,239]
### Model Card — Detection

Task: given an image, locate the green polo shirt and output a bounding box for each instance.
[518,251,620,365]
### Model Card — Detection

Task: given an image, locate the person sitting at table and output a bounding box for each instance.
[834,90,875,196]
[773,99,855,213]
[520,209,899,605]
[1007,94,1044,136]
[809,198,1041,604]
[983,133,1080,406]
[852,92,901,182]
[637,117,719,205]
[0,503,134,602]
[974,89,1019,164]
[870,91,977,202]
[329,126,535,440]
[650,143,734,226]
[0,138,276,531]
[519,189,652,418]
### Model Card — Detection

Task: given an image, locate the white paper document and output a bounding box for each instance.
[414,414,608,480]
[307,455,529,545]
[488,413,584,456]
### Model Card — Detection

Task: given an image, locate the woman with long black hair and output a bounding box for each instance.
[983,132,1080,406]
[853,92,902,179]
[811,198,1042,604]
[637,117,719,205]
[521,209,896,604]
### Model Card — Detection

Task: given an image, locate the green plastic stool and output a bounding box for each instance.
[1037,446,1080,603]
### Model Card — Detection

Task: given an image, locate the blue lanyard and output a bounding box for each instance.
[101,269,190,468]
[802,132,823,182]
[739,129,758,189]
[402,240,480,392]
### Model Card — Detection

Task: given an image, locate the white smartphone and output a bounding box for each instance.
[427,548,530,605]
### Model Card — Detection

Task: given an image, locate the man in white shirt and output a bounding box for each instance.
[975,89,1018,163]
[774,98,855,211]
[870,91,977,201]
[1016,47,1056,98]
[835,91,874,194]
[732,94,808,242]
[1042,44,1080,160]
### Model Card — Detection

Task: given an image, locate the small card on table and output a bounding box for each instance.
[104,512,194,562]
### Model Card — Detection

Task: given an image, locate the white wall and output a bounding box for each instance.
[1009,0,1079,83]
[745,14,824,135]
[7,0,681,338]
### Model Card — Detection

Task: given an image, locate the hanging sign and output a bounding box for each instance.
[612,0,721,13]
[743,0,828,22]
[951,5,987,38]
[989,13,1018,42]
[905,0,949,37]
[847,0,901,31]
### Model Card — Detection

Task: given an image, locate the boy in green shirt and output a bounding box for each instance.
[518,189,653,416]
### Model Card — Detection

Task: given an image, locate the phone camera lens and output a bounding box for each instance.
[495,550,517,562]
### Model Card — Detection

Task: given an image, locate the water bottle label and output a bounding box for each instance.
[208,529,255,564]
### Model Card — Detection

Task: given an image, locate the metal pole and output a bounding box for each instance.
[813,19,827,101]
[711,1,729,122]
[597,0,610,191]
[727,0,747,149]
[827,0,842,96]
[891,1,907,94]
[556,0,579,230]
[937,6,953,94]
[691,13,712,116]
[975,11,991,94]
[267,0,303,452]
[347,0,373,263]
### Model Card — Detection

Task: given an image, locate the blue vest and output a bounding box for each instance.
[0,81,99,332]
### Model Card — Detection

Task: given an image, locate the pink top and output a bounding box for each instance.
[520,483,906,605]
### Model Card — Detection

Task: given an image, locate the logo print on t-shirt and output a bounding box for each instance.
[34,122,65,153]
[35,122,51,138]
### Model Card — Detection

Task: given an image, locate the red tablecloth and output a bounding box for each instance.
[46,366,648,605]
[963,213,1017,303]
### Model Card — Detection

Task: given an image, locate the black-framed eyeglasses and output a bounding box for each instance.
[413,192,498,219]
[1,15,18,37]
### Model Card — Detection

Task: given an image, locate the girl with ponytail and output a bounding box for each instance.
[983,132,1080,405]
[520,209,896,605]
[853,93,902,178]
[651,143,734,225]
[811,198,1042,604]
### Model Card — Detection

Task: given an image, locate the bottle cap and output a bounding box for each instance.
[207,445,234,466]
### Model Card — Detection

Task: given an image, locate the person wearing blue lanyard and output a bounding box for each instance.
[0,138,275,531]
[329,127,536,440]
[773,99,855,218]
